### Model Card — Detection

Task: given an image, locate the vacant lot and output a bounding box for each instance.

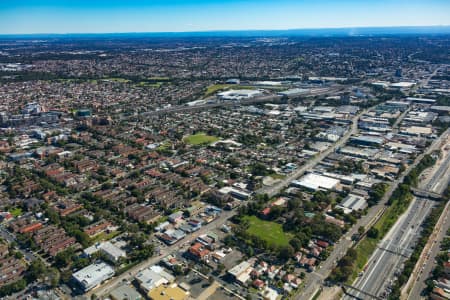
[243,215,293,248]
[184,133,219,145]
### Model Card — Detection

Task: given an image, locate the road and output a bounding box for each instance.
[344,130,450,300]
[343,197,436,300]
[0,224,38,264]
[296,128,450,300]
[85,209,235,298]
[258,106,364,198]
[405,134,450,300]
[85,86,344,298]
[419,65,443,88]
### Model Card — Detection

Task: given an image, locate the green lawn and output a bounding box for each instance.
[10,208,22,217]
[103,77,131,83]
[90,231,121,244]
[346,194,413,284]
[203,84,256,97]
[374,195,412,237]
[204,84,232,97]
[347,237,378,283]
[137,82,162,88]
[269,173,286,180]
[184,133,219,145]
[243,215,293,248]
[148,76,170,81]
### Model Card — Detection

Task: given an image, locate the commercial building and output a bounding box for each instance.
[135,265,175,293]
[148,284,189,300]
[83,241,126,264]
[336,194,368,214]
[430,106,450,115]
[406,97,436,104]
[110,284,143,300]
[291,173,340,191]
[400,126,433,136]
[72,261,115,292]
[278,88,310,97]
[350,135,384,147]
[228,259,255,285]
[218,89,263,100]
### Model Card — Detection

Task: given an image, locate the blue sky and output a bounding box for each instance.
[0,0,449,34]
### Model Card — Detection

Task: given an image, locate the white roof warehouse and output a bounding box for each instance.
[291,173,340,191]
[72,261,114,292]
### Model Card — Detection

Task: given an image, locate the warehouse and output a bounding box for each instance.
[350,135,384,147]
[291,173,340,191]
[72,261,114,292]
[336,194,368,214]
[218,89,263,100]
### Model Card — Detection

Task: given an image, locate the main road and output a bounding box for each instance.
[258,106,364,198]
[85,87,344,298]
[85,209,235,298]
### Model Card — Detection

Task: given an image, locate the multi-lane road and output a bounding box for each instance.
[297,129,450,300]
[405,134,450,300]
[343,131,450,300]
[344,197,436,299]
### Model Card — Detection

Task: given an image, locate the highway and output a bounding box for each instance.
[405,133,450,300]
[343,131,450,300]
[296,129,450,300]
[343,197,436,300]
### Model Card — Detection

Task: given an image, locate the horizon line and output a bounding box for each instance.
[1,24,450,37]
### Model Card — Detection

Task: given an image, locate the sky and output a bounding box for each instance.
[0,0,449,34]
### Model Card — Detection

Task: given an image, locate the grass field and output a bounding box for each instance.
[148,76,170,81]
[373,195,412,236]
[269,173,286,180]
[204,84,232,97]
[90,231,121,244]
[346,193,413,283]
[347,237,378,283]
[243,215,293,248]
[10,208,22,217]
[184,133,219,145]
[103,77,131,83]
[203,84,256,97]
[137,81,162,88]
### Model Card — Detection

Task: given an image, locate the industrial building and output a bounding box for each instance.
[218,89,263,100]
[350,135,385,147]
[135,265,175,293]
[291,173,340,191]
[278,88,310,97]
[336,194,368,214]
[72,261,115,292]
[83,241,126,263]
[109,284,143,300]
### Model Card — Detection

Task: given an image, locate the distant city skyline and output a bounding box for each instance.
[0,0,449,34]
